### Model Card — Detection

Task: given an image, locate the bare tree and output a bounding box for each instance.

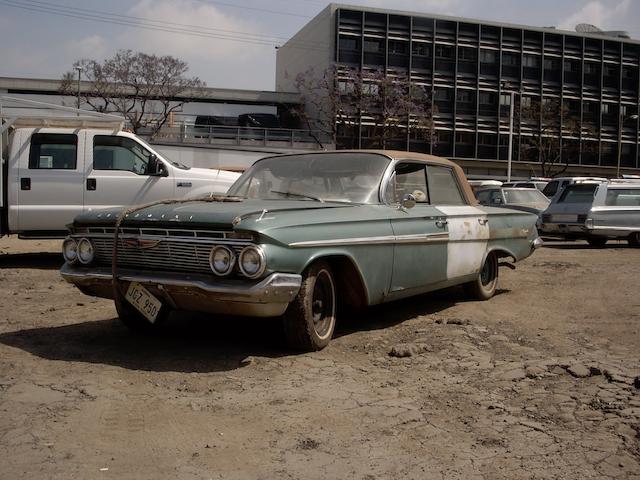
[518,98,594,177]
[60,50,204,136]
[290,65,433,149]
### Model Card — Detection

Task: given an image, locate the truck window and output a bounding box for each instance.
[93,136,153,175]
[557,184,597,204]
[426,165,465,205]
[28,133,77,169]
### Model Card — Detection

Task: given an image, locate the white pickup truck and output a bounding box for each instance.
[0,100,240,238]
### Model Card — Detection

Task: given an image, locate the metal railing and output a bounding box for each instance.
[144,124,332,150]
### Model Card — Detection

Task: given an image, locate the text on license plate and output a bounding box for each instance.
[552,214,578,223]
[125,282,162,323]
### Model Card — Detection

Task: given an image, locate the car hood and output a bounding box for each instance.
[72,198,356,229]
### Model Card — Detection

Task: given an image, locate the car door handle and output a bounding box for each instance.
[86,178,97,191]
[20,178,31,190]
[435,219,448,228]
[478,218,489,226]
[177,182,192,188]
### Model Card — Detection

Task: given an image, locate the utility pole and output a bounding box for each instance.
[74,66,82,113]
[507,90,515,182]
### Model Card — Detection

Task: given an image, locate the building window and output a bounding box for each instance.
[412,42,430,57]
[364,39,383,53]
[544,58,560,70]
[502,52,519,67]
[389,40,408,55]
[456,90,474,103]
[435,45,454,59]
[458,47,476,62]
[499,93,512,106]
[523,54,540,68]
[604,65,619,76]
[479,49,496,63]
[434,88,452,101]
[339,37,358,51]
[584,62,599,75]
[521,96,532,108]
[479,91,495,104]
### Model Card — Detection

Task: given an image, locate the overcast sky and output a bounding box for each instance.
[1,0,638,90]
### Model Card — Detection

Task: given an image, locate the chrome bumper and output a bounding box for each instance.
[60,264,302,317]
[532,237,544,249]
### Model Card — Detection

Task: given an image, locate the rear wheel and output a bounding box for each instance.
[587,236,608,248]
[464,252,498,300]
[283,261,336,351]
[114,288,170,334]
[628,232,640,247]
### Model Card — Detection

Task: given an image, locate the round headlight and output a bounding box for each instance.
[209,245,235,276]
[239,246,266,279]
[62,237,78,264]
[77,238,95,265]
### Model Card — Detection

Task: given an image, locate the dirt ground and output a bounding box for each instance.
[0,236,638,480]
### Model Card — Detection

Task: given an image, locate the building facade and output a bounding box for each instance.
[276,4,640,177]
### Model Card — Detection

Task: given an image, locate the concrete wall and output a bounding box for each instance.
[275,5,335,92]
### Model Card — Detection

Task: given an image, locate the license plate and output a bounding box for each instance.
[552,214,578,223]
[125,282,162,323]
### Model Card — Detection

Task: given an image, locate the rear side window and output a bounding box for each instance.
[542,181,558,197]
[557,184,597,204]
[29,133,77,169]
[427,165,465,205]
[605,188,640,206]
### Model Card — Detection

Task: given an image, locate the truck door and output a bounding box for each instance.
[83,134,174,213]
[15,131,85,235]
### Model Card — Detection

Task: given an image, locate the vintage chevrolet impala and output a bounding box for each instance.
[61,151,542,350]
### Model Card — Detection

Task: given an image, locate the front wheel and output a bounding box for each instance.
[628,232,640,247]
[587,236,608,248]
[283,261,336,351]
[464,252,498,300]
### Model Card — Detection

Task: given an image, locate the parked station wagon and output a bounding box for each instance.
[61,151,542,351]
[539,180,640,247]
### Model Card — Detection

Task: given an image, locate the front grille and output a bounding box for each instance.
[75,229,252,274]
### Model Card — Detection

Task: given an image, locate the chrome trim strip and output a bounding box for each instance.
[71,233,252,246]
[588,225,640,232]
[288,232,449,248]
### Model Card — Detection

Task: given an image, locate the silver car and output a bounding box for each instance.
[476,187,551,215]
[539,180,640,247]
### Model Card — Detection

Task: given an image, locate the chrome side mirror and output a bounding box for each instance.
[400,193,416,210]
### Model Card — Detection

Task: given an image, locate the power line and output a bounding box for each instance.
[22,0,294,42]
[186,0,313,19]
[1,0,329,50]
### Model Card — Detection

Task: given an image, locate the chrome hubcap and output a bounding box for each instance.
[311,271,334,338]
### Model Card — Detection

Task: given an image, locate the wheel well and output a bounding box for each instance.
[488,248,516,263]
[310,255,368,308]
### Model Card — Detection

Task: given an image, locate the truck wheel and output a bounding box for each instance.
[587,237,607,248]
[283,261,336,351]
[464,252,498,301]
[114,290,169,334]
[628,232,640,247]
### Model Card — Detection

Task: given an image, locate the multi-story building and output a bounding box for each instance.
[276,4,640,177]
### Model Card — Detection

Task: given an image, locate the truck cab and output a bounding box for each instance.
[1,125,239,238]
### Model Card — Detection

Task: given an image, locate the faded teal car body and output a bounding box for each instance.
[60,151,541,321]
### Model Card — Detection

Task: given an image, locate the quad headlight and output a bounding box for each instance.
[209,245,236,276]
[77,238,95,265]
[62,237,78,264]
[238,246,266,279]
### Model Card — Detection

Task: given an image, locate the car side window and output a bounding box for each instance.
[605,189,640,206]
[543,181,558,197]
[426,165,466,205]
[386,163,429,203]
[28,133,77,169]
[93,136,153,175]
[476,189,491,203]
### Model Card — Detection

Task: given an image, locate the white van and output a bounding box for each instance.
[1,99,240,238]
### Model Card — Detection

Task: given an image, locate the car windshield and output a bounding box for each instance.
[557,184,598,204]
[227,152,390,204]
[503,189,549,204]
